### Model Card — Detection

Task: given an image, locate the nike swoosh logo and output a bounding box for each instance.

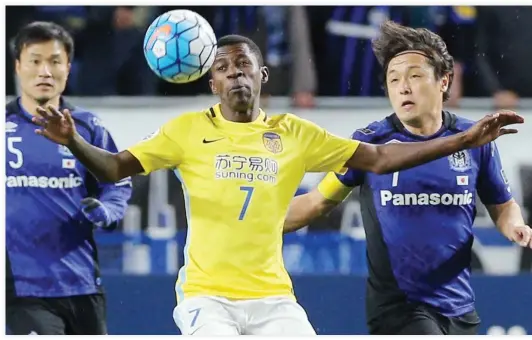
[202,138,225,144]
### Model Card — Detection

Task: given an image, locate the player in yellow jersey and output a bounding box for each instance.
[33,34,523,335]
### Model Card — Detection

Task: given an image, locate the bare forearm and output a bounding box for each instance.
[67,133,129,182]
[284,198,319,233]
[488,200,526,238]
[378,133,468,173]
[284,192,337,234]
[348,132,469,174]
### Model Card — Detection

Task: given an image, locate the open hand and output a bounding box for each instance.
[463,110,524,148]
[33,105,77,146]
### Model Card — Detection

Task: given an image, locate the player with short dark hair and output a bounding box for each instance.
[217,34,264,65]
[371,20,455,102]
[33,32,521,335]
[13,21,75,65]
[284,21,531,335]
[6,21,132,335]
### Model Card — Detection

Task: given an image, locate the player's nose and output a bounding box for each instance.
[37,63,53,78]
[226,65,244,79]
[399,80,412,95]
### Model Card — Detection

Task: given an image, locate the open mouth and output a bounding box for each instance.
[401,100,415,108]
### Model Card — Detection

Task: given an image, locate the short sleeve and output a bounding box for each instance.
[90,116,119,153]
[296,117,360,173]
[335,128,376,187]
[91,117,133,188]
[336,168,364,188]
[81,114,133,216]
[477,141,513,205]
[127,119,186,175]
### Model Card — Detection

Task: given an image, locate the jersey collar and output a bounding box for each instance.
[209,103,268,127]
[388,110,456,140]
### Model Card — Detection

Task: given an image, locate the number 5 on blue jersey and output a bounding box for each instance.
[239,186,254,220]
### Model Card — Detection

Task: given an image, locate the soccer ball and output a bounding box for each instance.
[143,10,217,84]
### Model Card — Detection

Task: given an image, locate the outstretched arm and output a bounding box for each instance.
[33,106,143,182]
[68,133,142,182]
[346,111,523,174]
[346,135,467,174]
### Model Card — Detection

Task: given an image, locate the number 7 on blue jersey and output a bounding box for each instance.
[239,186,255,220]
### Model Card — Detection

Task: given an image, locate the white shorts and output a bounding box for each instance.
[173,295,316,336]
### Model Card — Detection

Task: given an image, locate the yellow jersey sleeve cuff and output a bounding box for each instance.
[331,139,360,174]
[126,146,151,176]
[317,172,353,202]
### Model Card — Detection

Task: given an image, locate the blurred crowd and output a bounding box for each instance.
[6,6,532,108]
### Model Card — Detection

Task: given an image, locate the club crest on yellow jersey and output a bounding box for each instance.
[262,132,283,154]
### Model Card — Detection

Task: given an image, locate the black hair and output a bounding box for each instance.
[216,34,264,66]
[372,20,454,101]
[13,21,74,62]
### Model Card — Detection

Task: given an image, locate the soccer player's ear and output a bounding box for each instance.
[209,79,218,95]
[441,74,449,93]
[15,59,21,76]
[260,66,269,84]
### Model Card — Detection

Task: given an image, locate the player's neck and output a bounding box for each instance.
[402,112,443,137]
[220,101,261,123]
[20,94,61,117]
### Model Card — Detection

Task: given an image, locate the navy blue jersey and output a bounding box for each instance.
[338,112,512,320]
[307,6,475,96]
[6,98,132,298]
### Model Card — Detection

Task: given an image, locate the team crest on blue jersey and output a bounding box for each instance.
[448,150,471,172]
[262,132,283,154]
[58,145,73,157]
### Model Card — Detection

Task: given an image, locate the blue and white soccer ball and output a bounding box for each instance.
[143,9,217,84]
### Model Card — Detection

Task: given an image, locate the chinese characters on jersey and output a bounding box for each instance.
[215,154,279,184]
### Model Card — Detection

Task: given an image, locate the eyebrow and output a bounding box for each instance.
[213,54,228,62]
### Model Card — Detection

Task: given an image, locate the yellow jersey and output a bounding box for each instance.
[127,104,360,302]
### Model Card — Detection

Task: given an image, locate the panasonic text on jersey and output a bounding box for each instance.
[380,190,474,206]
[6,174,83,189]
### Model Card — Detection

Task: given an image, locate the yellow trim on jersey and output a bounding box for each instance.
[317,172,354,202]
